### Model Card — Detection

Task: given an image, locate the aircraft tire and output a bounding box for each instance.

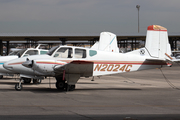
[56,81,65,90]
[15,83,22,91]
[0,75,3,79]
[70,85,75,91]
[23,78,31,84]
[65,84,75,91]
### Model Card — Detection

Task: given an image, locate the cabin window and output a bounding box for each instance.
[54,48,73,58]
[75,49,86,58]
[89,50,97,57]
[40,50,48,55]
[23,50,38,57]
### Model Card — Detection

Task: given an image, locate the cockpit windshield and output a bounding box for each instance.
[47,46,59,56]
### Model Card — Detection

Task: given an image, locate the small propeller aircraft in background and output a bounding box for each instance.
[0,44,48,83]
[3,25,175,91]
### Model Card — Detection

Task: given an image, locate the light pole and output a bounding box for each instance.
[136,5,140,33]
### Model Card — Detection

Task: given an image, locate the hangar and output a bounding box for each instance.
[0,33,180,55]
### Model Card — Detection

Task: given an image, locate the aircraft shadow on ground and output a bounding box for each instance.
[77,82,99,84]
[0,87,141,93]
[0,81,17,85]
[0,78,16,80]
[21,87,141,93]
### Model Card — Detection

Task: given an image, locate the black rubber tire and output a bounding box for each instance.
[69,85,75,91]
[0,75,3,79]
[65,84,75,91]
[23,78,31,84]
[15,83,22,91]
[56,81,65,90]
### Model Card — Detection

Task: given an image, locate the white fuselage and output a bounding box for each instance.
[3,46,167,78]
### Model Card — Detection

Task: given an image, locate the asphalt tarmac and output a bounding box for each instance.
[0,64,180,120]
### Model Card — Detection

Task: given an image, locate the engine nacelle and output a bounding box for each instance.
[32,59,66,76]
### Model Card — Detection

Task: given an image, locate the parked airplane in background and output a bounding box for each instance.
[3,25,175,91]
[0,44,48,83]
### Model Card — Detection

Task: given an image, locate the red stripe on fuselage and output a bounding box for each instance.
[8,62,24,65]
[8,60,167,66]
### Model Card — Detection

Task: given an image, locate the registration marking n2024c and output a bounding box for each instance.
[94,64,132,72]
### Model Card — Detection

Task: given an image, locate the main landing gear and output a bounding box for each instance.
[55,76,76,91]
[56,80,76,91]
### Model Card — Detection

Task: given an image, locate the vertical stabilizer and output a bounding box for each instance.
[91,32,119,53]
[145,25,172,60]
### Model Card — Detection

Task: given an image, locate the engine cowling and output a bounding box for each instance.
[22,59,66,76]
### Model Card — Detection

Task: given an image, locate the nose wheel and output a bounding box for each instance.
[15,83,22,91]
[15,78,23,91]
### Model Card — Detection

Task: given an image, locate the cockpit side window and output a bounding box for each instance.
[54,48,73,58]
[75,49,86,58]
[23,50,38,57]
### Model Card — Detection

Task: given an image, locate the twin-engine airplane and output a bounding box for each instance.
[0,44,48,83]
[3,25,175,91]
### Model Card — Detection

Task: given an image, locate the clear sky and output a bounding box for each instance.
[0,0,180,34]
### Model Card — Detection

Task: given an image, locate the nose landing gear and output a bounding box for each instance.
[15,78,23,91]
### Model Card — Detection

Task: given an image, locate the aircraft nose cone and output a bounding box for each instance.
[22,60,33,68]
[3,62,13,71]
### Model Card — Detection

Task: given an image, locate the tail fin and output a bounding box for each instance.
[91,32,119,53]
[145,25,172,60]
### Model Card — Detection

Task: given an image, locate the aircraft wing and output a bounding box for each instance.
[54,60,94,77]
